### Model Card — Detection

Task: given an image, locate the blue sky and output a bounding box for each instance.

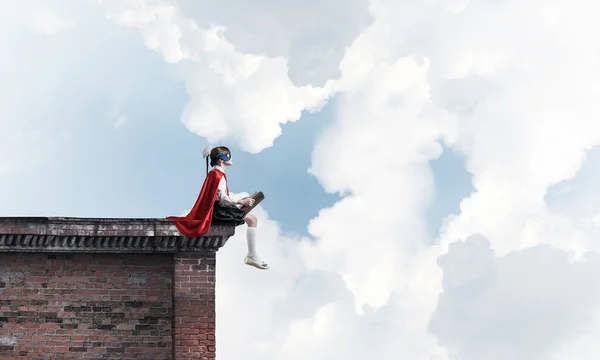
[3,1,600,359]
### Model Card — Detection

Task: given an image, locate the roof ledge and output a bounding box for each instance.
[0,217,236,253]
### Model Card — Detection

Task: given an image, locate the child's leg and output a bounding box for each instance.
[243,214,268,270]
[245,214,258,258]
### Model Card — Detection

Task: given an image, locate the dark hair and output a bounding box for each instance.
[206,146,231,173]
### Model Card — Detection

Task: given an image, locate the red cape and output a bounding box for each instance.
[166,169,227,237]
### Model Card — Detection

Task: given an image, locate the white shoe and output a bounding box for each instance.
[244,255,269,270]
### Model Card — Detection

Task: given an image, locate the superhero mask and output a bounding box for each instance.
[210,153,232,166]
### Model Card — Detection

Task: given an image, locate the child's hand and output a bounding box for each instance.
[239,198,255,207]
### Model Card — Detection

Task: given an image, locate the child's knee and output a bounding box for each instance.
[246,214,257,227]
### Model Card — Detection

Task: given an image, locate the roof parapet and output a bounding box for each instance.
[0,217,236,253]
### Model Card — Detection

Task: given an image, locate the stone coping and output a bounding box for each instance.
[0,217,236,253]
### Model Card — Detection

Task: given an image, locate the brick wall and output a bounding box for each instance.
[0,217,227,359]
[173,253,216,359]
[0,253,175,359]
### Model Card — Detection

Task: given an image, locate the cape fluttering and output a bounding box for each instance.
[166,168,229,237]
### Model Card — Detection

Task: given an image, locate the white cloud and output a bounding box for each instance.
[103,0,339,153]
[216,202,448,360]
[404,0,600,246]
[431,235,600,360]
[173,0,372,87]
[289,0,600,358]
[305,55,451,314]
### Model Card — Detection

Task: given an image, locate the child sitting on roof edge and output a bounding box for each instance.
[167,145,268,270]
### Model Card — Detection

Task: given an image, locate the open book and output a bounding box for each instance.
[240,191,265,215]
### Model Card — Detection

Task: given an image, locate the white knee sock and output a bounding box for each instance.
[246,227,258,258]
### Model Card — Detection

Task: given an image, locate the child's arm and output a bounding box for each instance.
[216,177,238,205]
[216,177,256,207]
